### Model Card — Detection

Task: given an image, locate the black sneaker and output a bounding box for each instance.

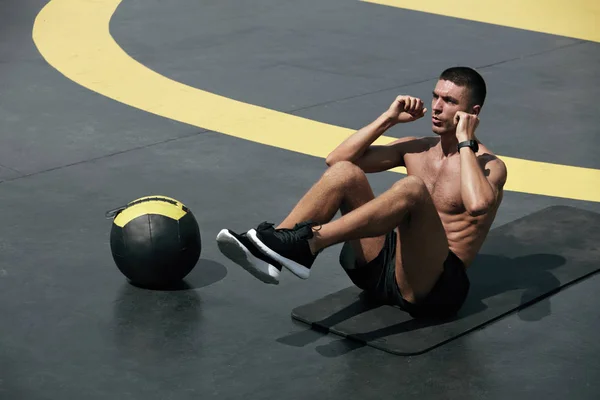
[247,221,318,279]
[216,224,282,285]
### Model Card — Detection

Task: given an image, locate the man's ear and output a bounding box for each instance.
[471,104,481,116]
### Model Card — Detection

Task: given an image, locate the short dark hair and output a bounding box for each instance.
[439,66,487,108]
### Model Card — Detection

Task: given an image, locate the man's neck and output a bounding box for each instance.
[439,132,459,158]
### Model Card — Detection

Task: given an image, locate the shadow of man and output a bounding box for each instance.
[280,253,566,356]
[462,253,566,321]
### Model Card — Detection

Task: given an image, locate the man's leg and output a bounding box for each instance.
[217,161,385,282]
[391,182,448,303]
[276,161,386,268]
[248,175,449,301]
[313,175,449,301]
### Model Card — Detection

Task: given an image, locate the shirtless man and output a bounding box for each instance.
[217,66,507,319]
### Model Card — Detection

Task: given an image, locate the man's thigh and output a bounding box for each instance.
[339,190,387,268]
[394,187,449,303]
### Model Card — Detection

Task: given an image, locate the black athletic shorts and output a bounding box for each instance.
[339,229,470,319]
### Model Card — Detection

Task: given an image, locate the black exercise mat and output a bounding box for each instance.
[291,205,600,355]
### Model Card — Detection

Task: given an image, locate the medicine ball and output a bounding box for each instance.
[107,195,201,289]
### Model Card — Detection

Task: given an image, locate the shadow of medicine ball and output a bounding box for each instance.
[106,195,202,289]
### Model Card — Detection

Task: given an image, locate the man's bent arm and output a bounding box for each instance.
[459,149,506,216]
[325,112,397,166]
[326,95,427,172]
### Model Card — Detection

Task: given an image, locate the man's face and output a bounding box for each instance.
[431,79,476,135]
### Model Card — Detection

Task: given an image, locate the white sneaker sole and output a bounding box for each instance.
[247,229,311,280]
[216,229,280,285]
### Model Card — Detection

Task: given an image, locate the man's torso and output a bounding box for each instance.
[403,137,501,267]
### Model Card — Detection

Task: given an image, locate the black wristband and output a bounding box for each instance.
[457,140,479,153]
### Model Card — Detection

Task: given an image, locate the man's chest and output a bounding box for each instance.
[405,154,464,213]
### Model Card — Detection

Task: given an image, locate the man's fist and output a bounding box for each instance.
[454,111,479,141]
[386,95,427,124]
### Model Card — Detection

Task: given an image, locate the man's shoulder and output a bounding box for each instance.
[400,136,438,150]
[397,137,438,168]
[477,144,505,166]
[477,145,508,185]
[387,136,434,154]
[422,136,440,146]
[413,137,439,156]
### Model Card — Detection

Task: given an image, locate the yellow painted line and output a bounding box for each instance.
[362,0,600,43]
[32,0,600,203]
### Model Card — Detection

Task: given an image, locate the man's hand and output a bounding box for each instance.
[454,111,479,142]
[386,95,427,124]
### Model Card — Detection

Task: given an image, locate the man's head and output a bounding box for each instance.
[431,66,487,135]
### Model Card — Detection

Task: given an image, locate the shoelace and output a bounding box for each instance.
[257,220,317,245]
[257,222,275,231]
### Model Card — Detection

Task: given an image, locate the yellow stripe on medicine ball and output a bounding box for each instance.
[113,196,188,227]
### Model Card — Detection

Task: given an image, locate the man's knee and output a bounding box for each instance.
[391,176,429,204]
[324,161,367,188]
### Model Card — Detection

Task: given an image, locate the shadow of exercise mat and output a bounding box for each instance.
[291,205,600,356]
